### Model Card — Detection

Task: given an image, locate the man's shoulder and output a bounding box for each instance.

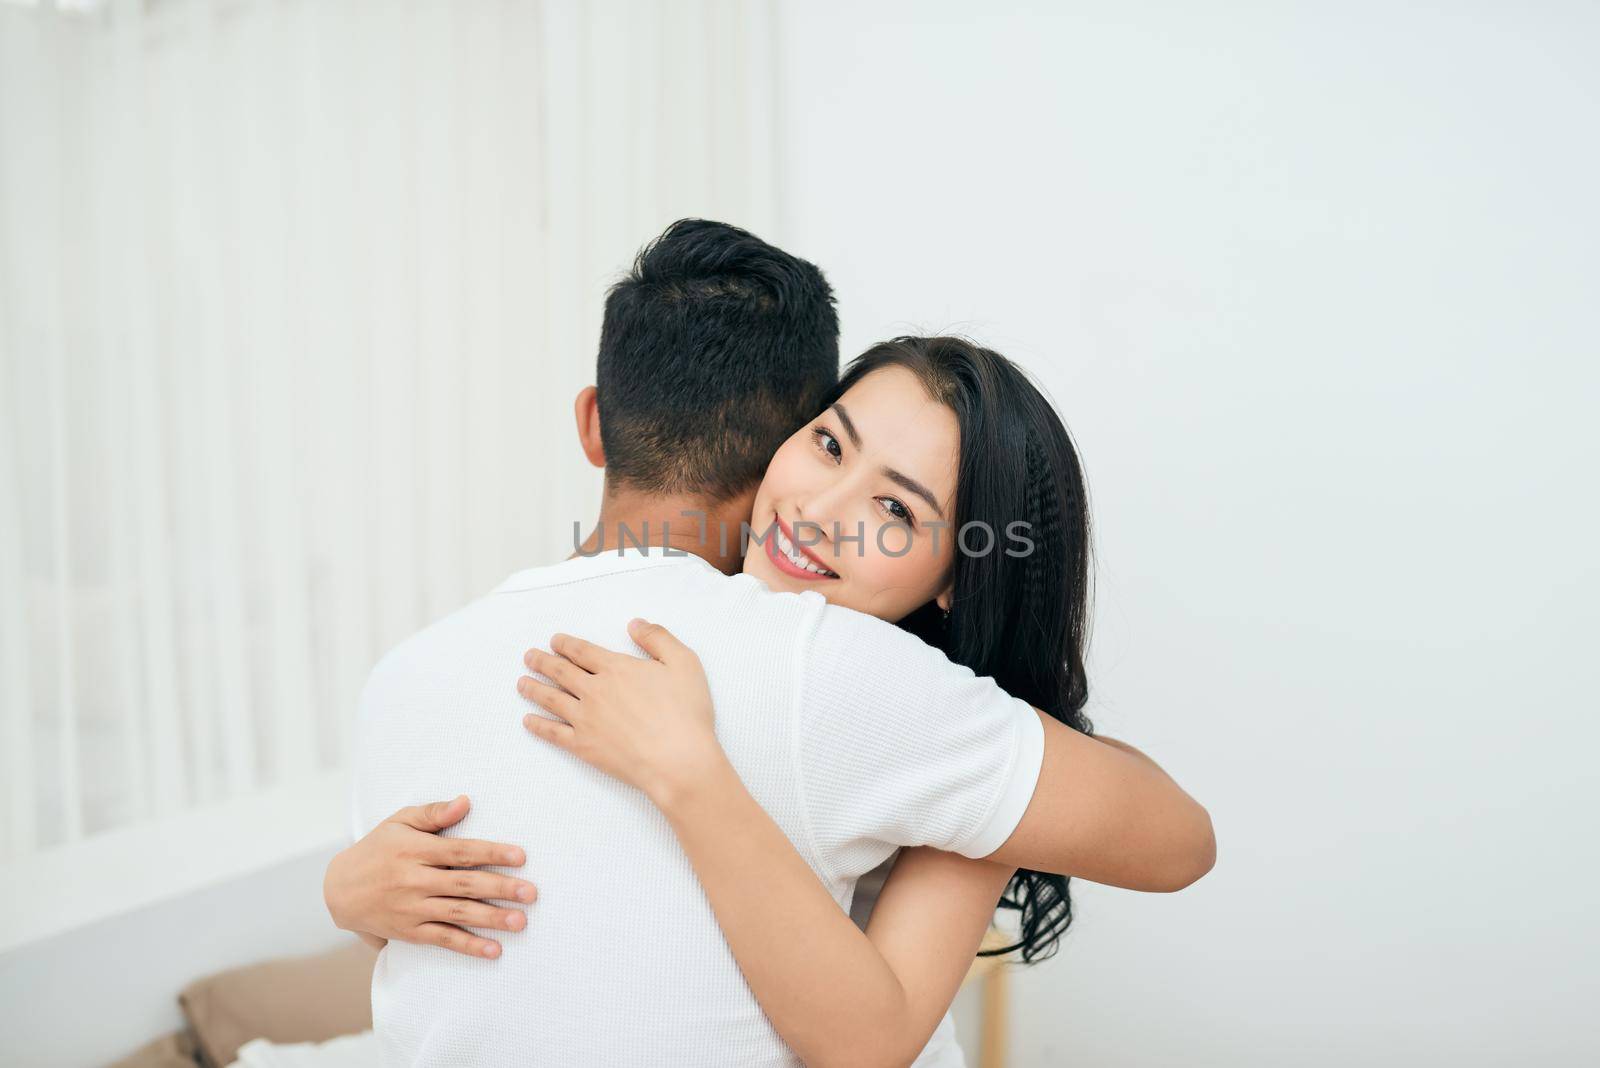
[356,555,770,695]
[356,591,502,705]
[806,599,973,678]
[644,568,834,653]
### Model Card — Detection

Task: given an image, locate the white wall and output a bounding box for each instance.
[774,2,1599,1063]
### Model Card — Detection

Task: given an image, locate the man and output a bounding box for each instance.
[332,220,1212,1066]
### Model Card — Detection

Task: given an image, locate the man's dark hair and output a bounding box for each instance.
[595,219,839,502]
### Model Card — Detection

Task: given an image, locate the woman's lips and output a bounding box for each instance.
[765,513,839,581]
[774,513,838,570]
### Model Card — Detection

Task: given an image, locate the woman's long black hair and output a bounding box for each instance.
[827,336,1093,963]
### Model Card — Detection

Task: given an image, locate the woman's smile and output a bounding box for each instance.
[765,512,840,580]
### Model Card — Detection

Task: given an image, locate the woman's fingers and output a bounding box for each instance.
[423,896,528,933]
[412,921,502,960]
[418,834,527,871]
[627,617,693,664]
[548,632,623,673]
[523,647,590,696]
[424,867,538,904]
[517,675,580,722]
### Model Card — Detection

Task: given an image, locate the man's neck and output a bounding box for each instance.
[571,485,753,576]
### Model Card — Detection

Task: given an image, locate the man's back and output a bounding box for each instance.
[352,548,1042,1066]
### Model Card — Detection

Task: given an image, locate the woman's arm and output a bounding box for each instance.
[674,774,1011,1067]
[323,796,540,960]
[519,618,1213,1063]
[858,848,1018,1051]
[525,619,1214,889]
[519,623,1012,1067]
[983,717,1216,889]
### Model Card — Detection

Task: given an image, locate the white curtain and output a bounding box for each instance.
[0,0,777,943]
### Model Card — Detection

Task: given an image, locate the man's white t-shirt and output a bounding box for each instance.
[350,547,1043,1067]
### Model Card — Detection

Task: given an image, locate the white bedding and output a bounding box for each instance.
[228,1030,378,1068]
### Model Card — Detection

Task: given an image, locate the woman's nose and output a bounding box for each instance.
[794,479,856,546]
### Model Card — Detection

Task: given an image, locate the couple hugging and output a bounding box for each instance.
[325,219,1215,1067]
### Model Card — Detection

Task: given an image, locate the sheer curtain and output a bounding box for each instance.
[0,0,778,948]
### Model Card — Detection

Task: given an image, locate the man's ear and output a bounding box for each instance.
[574,386,605,468]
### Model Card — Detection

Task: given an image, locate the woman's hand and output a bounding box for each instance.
[323,795,539,960]
[517,618,729,807]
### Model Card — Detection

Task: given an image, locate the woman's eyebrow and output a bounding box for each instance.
[882,468,945,519]
[829,402,861,447]
[830,400,946,517]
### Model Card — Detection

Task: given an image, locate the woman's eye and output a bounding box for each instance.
[879,497,912,524]
[812,427,842,462]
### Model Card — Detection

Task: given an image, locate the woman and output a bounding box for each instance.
[331,337,1212,1066]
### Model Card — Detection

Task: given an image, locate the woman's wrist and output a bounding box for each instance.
[647,743,738,816]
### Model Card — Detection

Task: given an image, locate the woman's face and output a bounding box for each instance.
[742,365,959,622]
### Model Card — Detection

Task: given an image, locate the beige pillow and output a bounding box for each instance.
[177,940,377,1068]
[106,1029,202,1068]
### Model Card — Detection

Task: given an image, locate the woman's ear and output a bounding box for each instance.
[935,586,953,613]
[574,386,605,468]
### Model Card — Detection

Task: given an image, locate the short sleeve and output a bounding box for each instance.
[794,605,1045,878]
